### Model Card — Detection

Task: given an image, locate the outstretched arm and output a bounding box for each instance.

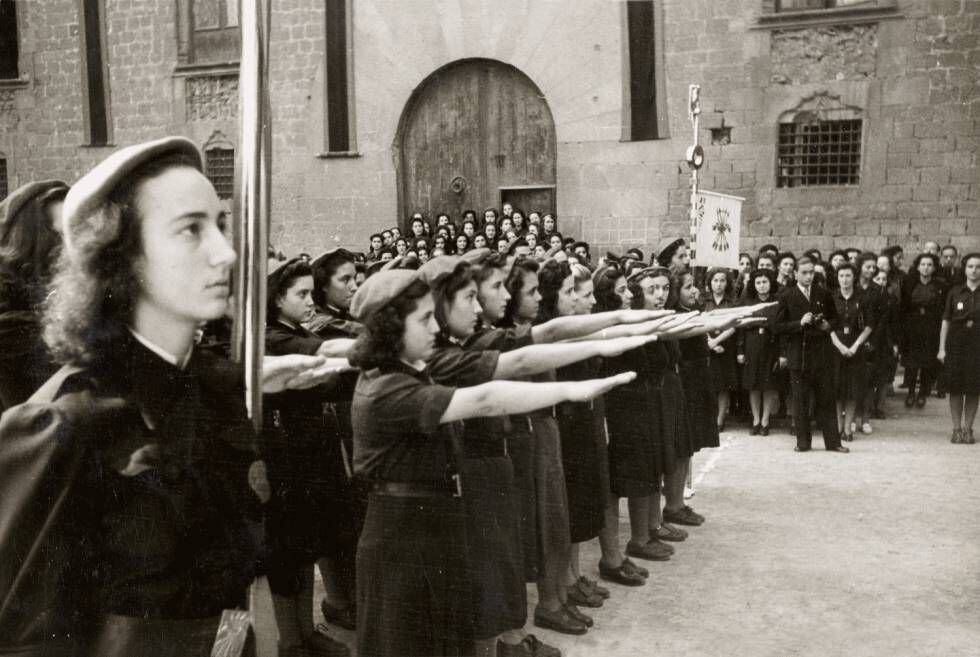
[494,335,657,379]
[440,372,636,423]
[531,309,673,344]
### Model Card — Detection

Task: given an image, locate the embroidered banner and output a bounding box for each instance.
[691,189,744,269]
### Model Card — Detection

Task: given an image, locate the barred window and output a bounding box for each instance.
[205,147,235,199]
[0,157,8,200]
[775,0,877,11]
[777,118,861,187]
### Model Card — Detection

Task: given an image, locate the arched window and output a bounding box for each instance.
[777,93,862,187]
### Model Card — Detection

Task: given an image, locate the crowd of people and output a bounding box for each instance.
[0,137,978,657]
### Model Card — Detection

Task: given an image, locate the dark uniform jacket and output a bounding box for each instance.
[775,283,839,371]
[0,332,261,653]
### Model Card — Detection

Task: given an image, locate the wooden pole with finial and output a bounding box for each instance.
[685,84,704,500]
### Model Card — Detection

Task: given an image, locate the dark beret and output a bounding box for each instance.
[311,247,356,272]
[417,254,465,288]
[62,136,203,254]
[0,180,69,241]
[460,247,492,266]
[350,269,420,321]
[627,265,671,283]
[267,256,309,293]
[656,238,686,267]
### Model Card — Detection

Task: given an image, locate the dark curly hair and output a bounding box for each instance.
[44,152,201,365]
[267,259,313,324]
[432,260,475,339]
[311,249,355,308]
[502,257,539,325]
[910,252,940,277]
[348,279,430,370]
[0,184,69,311]
[745,268,777,301]
[535,259,572,324]
[593,264,625,313]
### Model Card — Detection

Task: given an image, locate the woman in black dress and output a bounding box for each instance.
[702,267,738,430]
[737,269,781,434]
[938,253,980,443]
[348,270,633,657]
[830,263,874,442]
[0,180,68,412]
[900,253,946,408]
[0,138,333,656]
[264,258,352,656]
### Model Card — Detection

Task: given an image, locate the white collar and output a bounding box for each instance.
[129,328,192,369]
[798,283,811,296]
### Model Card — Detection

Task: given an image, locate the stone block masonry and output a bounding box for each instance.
[0,0,976,258]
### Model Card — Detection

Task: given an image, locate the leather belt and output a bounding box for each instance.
[372,479,462,498]
[463,438,509,458]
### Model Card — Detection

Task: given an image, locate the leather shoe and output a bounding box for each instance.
[497,634,561,657]
[750,424,760,435]
[598,559,646,586]
[915,395,927,408]
[829,445,850,453]
[622,557,649,577]
[533,605,587,635]
[566,580,603,608]
[626,539,671,561]
[577,576,609,599]
[652,523,688,542]
[794,445,810,452]
[563,603,593,628]
[760,425,770,436]
[663,505,704,526]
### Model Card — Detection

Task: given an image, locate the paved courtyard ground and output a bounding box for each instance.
[255,391,979,657]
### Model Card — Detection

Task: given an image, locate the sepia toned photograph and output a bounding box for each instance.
[0,1,977,656]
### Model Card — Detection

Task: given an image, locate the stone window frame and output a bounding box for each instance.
[0,0,28,90]
[317,0,358,158]
[619,0,670,142]
[175,0,241,71]
[755,0,900,29]
[775,92,864,188]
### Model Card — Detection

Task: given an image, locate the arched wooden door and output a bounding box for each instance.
[398,59,557,225]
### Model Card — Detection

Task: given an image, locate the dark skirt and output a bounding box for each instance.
[741,328,781,392]
[557,402,605,543]
[605,386,662,498]
[946,323,980,394]
[506,416,538,582]
[834,353,870,402]
[527,414,571,570]
[356,493,472,657]
[663,371,694,461]
[461,455,527,638]
[708,347,738,391]
[679,358,721,453]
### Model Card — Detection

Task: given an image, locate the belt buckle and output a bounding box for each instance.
[451,473,463,498]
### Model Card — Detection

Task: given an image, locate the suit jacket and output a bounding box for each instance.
[774,283,839,371]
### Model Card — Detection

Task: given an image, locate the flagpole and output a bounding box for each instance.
[238,1,276,655]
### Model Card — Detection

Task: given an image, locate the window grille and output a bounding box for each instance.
[205,148,235,199]
[777,118,861,187]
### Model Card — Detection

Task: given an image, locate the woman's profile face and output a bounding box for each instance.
[679,275,698,307]
[573,280,595,315]
[555,274,577,317]
[614,276,632,310]
[326,261,357,309]
[278,275,315,324]
[135,166,236,326]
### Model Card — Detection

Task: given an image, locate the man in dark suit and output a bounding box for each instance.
[776,256,850,453]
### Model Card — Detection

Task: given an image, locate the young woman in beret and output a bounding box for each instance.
[0,180,69,412]
[0,138,336,657]
[420,254,653,651]
[346,269,635,657]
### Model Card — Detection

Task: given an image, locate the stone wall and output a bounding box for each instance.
[1,0,977,259]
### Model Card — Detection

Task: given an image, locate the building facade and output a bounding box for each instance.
[0,0,977,257]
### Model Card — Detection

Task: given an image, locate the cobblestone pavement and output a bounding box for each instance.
[259,390,978,657]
